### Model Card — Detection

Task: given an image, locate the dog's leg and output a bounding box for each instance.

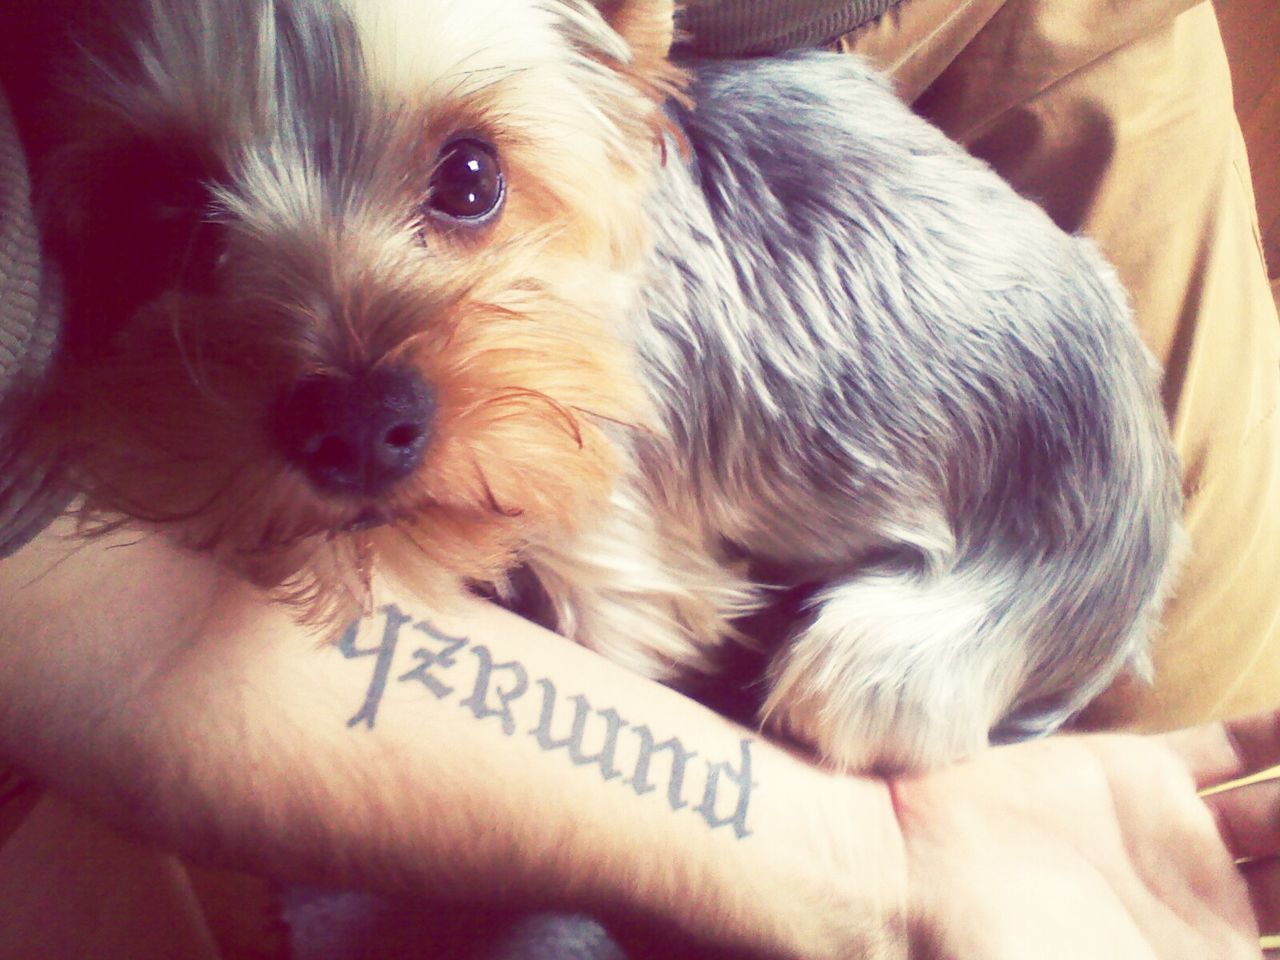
[761,550,1163,773]
[761,568,1016,772]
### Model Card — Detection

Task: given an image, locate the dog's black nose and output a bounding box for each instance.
[272,366,435,497]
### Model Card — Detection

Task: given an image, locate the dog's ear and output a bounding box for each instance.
[592,0,676,70]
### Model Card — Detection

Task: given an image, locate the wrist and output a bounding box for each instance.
[633,753,909,959]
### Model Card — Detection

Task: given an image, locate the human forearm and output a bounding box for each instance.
[0,522,906,958]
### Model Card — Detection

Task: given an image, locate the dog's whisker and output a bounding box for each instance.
[168,302,216,402]
[438,50,529,100]
[568,405,647,433]
[76,470,228,527]
[474,386,583,448]
[463,451,523,519]
[390,521,435,563]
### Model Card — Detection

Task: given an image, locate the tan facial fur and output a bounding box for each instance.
[35,0,681,624]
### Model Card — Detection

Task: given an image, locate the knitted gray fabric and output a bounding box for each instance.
[0,85,67,557]
[676,0,903,55]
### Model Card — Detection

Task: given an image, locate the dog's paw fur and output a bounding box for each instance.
[761,571,1026,772]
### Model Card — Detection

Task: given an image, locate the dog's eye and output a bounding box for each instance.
[52,138,228,357]
[153,175,216,226]
[151,179,227,287]
[177,212,229,293]
[427,138,504,224]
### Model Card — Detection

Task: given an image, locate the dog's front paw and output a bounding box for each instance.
[760,578,1023,773]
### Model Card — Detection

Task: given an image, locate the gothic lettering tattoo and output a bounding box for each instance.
[530,678,627,782]
[627,724,696,812]
[398,620,467,700]
[338,604,411,730]
[338,604,756,838]
[460,645,529,737]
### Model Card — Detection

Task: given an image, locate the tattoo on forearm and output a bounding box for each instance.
[338,604,756,839]
[338,602,411,730]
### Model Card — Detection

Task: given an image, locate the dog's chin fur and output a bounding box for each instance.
[36,264,649,624]
[33,0,1183,771]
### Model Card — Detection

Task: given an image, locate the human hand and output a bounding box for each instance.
[886,712,1280,959]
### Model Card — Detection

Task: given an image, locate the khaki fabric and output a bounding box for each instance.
[0,1,1276,957]
[675,0,903,55]
[845,0,1280,733]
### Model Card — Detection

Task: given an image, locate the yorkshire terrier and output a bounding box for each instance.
[25,0,1182,771]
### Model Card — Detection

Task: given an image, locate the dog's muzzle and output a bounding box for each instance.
[271,365,435,498]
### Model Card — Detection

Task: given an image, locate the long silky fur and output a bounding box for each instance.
[586,56,1183,771]
[33,0,669,626]
[32,0,1184,772]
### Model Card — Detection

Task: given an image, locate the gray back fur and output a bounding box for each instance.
[628,53,1181,746]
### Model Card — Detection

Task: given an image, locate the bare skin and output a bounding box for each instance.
[895,715,1280,958]
[1,521,1277,958]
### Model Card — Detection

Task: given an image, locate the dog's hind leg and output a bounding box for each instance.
[759,535,1169,774]
[761,567,1027,772]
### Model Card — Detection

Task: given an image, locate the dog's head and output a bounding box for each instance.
[33,0,681,620]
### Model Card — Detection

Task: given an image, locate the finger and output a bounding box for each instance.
[1242,857,1280,938]
[1163,711,1280,790]
[1206,776,1280,861]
